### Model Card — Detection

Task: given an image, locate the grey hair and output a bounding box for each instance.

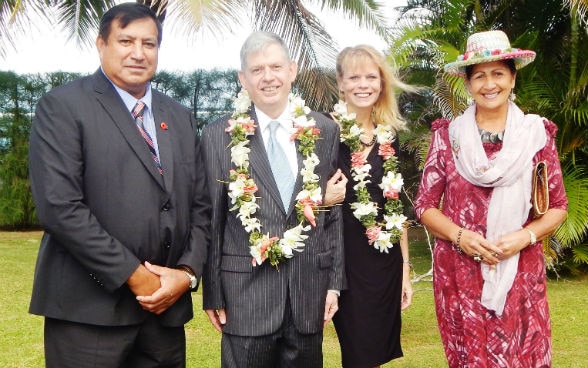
[240,31,291,70]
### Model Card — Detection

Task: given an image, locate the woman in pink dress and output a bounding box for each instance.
[414,30,568,367]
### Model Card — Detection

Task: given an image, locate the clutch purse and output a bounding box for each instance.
[531,161,549,218]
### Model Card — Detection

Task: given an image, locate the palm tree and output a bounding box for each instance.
[391,0,588,270]
[563,0,588,25]
[0,0,391,111]
[0,1,118,56]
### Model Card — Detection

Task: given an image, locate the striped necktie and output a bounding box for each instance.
[267,120,294,210]
[132,101,163,175]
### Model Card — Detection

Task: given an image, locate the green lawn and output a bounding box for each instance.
[1,230,586,367]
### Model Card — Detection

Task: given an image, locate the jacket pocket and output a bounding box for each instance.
[221,255,254,273]
[317,250,333,269]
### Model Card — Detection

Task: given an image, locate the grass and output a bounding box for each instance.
[1,229,587,367]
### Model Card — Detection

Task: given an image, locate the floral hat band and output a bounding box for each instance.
[444,30,536,77]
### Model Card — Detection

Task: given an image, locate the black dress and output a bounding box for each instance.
[333,139,404,368]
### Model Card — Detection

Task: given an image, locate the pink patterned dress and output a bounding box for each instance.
[414,118,567,368]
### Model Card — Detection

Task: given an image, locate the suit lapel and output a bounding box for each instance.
[93,71,165,189]
[152,93,174,191]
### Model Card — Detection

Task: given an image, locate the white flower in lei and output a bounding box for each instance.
[225,90,322,268]
[332,100,407,253]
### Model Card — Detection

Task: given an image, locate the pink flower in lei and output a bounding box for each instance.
[350,151,366,168]
[365,226,382,244]
[332,100,407,253]
[226,90,322,268]
[384,189,399,200]
[378,142,396,160]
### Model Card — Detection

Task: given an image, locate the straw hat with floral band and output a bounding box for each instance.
[444,30,536,77]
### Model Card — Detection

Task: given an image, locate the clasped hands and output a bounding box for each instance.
[127,261,190,315]
[456,228,533,265]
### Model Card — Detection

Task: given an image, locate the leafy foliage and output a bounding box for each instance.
[0,71,72,228]
[0,69,243,228]
[0,0,390,111]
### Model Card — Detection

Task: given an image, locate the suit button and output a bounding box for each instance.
[162,202,171,211]
[164,242,172,249]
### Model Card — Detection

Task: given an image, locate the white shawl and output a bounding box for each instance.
[448,101,546,316]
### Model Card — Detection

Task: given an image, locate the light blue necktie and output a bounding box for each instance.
[267,121,295,210]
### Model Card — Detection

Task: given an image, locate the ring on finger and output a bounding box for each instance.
[472,253,483,263]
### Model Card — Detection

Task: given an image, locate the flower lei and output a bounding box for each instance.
[332,100,407,253]
[225,90,322,267]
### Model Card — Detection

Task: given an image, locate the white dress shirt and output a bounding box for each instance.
[254,104,298,177]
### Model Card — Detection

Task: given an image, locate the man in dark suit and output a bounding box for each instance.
[27,3,209,367]
[201,31,344,367]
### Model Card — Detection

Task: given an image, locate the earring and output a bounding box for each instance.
[509,90,516,101]
[465,87,473,105]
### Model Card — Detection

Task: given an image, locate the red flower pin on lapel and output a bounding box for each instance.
[160,122,168,130]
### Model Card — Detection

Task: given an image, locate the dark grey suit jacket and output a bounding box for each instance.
[28,70,210,327]
[201,107,345,336]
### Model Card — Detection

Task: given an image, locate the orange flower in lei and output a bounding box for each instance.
[225,90,322,268]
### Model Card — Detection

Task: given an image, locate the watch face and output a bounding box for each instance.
[183,270,196,289]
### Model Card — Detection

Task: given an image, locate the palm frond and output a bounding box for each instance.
[400,123,432,169]
[553,162,588,248]
[0,0,52,57]
[564,58,588,111]
[563,0,588,26]
[571,244,588,264]
[317,0,389,40]
[563,103,588,128]
[162,0,247,42]
[53,0,117,47]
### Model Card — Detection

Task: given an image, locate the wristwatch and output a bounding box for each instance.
[180,267,197,290]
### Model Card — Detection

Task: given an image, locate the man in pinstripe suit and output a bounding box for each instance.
[201,31,345,367]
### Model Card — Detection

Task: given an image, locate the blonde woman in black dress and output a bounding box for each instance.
[325,45,415,368]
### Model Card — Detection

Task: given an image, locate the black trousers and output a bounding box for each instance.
[44,315,185,368]
[220,302,324,368]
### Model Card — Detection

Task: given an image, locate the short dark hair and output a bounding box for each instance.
[98,3,163,46]
[465,59,516,79]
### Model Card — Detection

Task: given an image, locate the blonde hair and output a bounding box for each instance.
[336,45,415,132]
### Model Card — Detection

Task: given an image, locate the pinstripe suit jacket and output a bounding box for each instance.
[202,106,345,336]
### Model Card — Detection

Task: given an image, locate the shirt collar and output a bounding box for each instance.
[254,102,292,133]
[100,68,153,114]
